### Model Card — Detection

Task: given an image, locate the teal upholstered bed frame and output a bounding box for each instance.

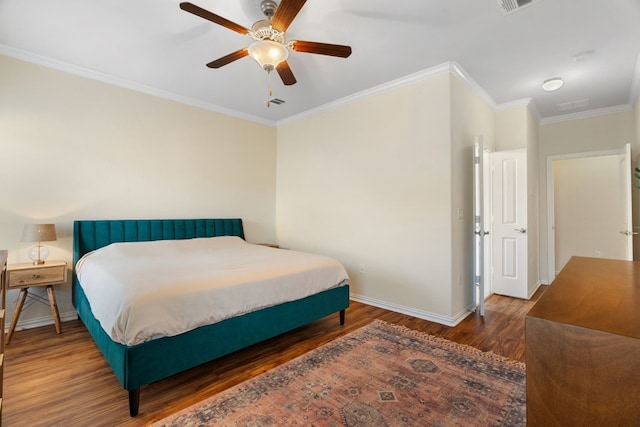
[72,219,349,416]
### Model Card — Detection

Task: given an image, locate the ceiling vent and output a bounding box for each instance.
[496,0,543,16]
[266,97,286,108]
[557,98,590,112]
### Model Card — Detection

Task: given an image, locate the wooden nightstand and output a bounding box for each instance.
[5,260,67,344]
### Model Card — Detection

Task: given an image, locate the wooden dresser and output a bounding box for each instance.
[525,256,640,426]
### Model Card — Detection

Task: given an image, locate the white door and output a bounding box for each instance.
[492,149,528,299]
[473,136,490,315]
[621,143,635,259]
[482,148,492,301]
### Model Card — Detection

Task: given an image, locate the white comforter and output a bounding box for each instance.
[75,236,349,346]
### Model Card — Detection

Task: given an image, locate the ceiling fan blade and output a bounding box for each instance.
[276,61,297,85]
[180,2,249,35]
[271,0,307,32]
[206,49,249,68]
[291,40,352,58]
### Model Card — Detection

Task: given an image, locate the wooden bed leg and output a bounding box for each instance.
[340,309,345,325]
[129,388,140,417]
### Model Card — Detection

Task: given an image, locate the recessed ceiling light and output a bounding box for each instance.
[542,77,564,92]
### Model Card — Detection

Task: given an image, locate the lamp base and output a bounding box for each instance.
[28,245,49,265]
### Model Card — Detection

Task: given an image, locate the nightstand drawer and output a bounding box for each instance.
[7,262,67,289]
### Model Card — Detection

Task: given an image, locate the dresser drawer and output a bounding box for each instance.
[7,262,67,288]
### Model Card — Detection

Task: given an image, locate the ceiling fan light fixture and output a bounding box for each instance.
[542,77,564,92]
[248,40,289,72]
[180,0,352,87]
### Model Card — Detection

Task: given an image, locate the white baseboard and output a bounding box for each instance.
[350,294,474,327]
[528,281,546,299]
[5,310,78,333]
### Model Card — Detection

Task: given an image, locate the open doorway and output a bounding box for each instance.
[547,145,633,278]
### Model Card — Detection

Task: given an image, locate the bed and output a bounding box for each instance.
[72,218,350,416]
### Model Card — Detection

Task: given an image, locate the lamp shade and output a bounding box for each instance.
[21,224,57,243]
[248,40,289,71]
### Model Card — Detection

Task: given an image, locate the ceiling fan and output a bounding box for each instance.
[179,0,352,86]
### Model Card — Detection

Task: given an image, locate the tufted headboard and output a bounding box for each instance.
[72,218,245,266]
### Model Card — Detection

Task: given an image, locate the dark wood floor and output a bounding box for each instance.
[3,288,546,426]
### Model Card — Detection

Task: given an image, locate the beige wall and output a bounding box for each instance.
[277,71,497,323]
[538,110,637,280]
[449,75,495,316]
[0,55,277,328]
[540,111,636,157]
[495,107,528,150]
[277,73,459,320]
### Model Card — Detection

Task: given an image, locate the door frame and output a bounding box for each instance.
[473,136,493,315]
[546,146,629,280]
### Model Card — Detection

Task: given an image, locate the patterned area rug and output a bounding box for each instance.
[153,320,526,426]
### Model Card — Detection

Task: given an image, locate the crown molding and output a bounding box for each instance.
[492,98,542,123]
[495,97,530,111]
[540,104,633,125]
[278,62,454,126]
[450,63,543,123]
[525,99,542,123]
[4,44,629,128]
[0,44,277,128]
[279,60,545,127]
[448,61,498,111]
[448,63,540,124]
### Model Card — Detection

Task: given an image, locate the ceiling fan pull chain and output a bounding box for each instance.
[265,70,278,108]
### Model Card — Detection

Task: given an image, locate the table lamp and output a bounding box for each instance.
[21,223,57,265]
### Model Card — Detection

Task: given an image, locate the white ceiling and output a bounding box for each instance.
[1,0,640,125]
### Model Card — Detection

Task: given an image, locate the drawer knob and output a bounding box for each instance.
[32,274,41,279]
